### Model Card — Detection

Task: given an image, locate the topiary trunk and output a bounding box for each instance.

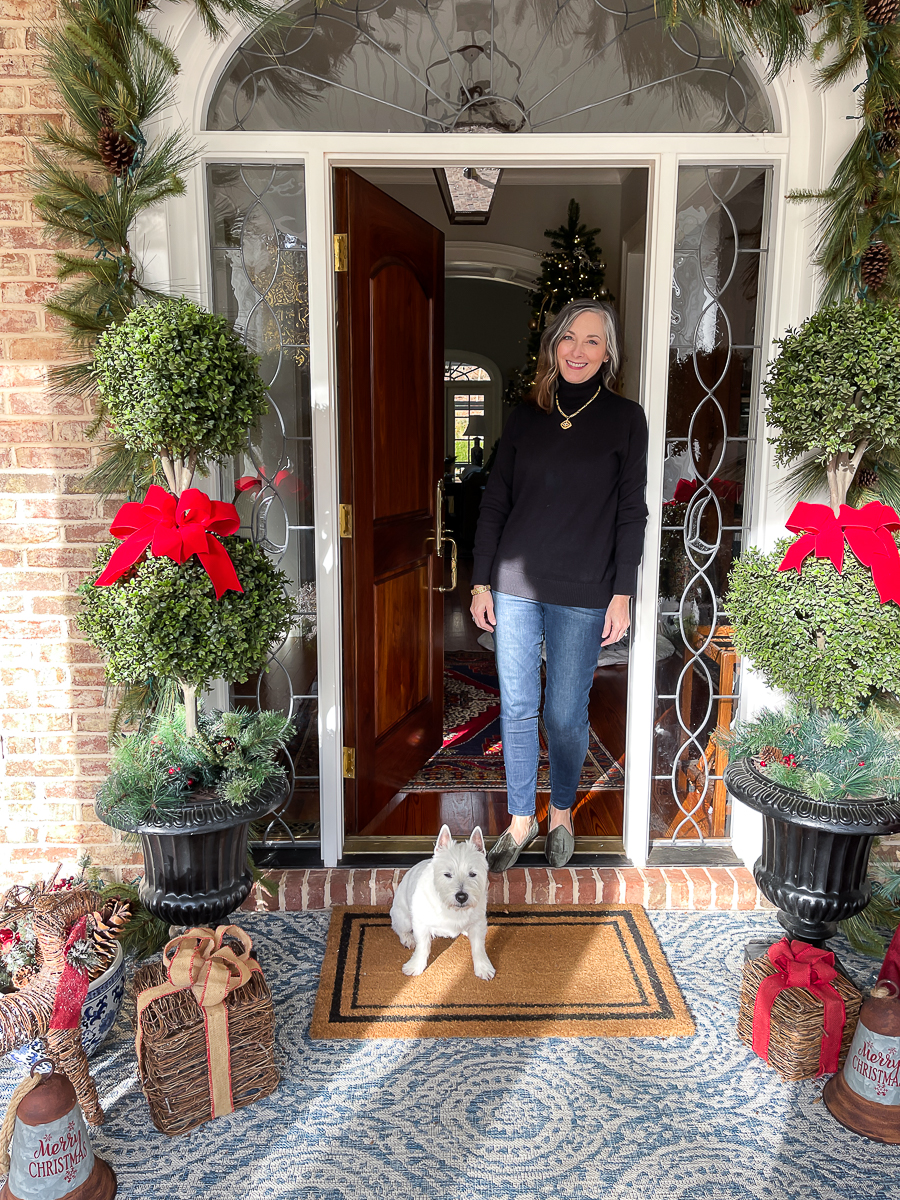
[181,682,198,737]
[825,443,869,513]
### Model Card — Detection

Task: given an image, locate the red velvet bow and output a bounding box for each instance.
[50,915,90,1031]
[671,477,742,505]
[752,938,846,1076]
[778,501,900,606]
[94,485,243,599]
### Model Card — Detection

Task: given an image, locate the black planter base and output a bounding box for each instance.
[99,780,287,928]
[138,824,256,927]
[725,758,900,948]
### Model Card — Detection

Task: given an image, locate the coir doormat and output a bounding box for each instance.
[310,904,695,1040]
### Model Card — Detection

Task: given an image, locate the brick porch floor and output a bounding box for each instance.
[244,865,773,912]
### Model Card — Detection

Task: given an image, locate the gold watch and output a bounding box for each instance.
[471,585,492,596]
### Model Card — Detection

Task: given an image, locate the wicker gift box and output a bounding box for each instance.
[737,945,863,1083]
[132,926,279,1136]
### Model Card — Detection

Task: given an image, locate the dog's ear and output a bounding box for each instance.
[468,826,486,855]
[435,824,453,852]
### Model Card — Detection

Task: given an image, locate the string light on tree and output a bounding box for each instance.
[506,199,612,405]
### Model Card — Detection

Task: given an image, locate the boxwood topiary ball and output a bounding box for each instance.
[727,540,900,714]
[77,537,296,691]
[92,297,269,465]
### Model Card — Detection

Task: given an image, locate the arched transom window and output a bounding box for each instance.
[207,0,776,134]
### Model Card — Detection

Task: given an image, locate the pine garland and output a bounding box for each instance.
[653,0,900,302]
[31,0,276,496]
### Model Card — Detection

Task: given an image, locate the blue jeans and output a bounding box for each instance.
[492,590,607,818]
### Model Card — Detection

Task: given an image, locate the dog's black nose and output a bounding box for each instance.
[455,891,468,906]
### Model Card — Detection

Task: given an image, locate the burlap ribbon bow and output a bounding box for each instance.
[135,925,259,1119]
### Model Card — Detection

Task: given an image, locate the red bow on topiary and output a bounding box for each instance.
[778,500,900,606]
[94,485,243,599]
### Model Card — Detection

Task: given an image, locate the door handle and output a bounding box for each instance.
[433,479,457,593]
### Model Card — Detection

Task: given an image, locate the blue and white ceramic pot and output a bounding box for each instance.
[7,941,125,1065]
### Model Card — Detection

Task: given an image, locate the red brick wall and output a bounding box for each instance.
[0,2,139,884]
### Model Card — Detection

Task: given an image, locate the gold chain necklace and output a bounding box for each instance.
[555,378,604,429]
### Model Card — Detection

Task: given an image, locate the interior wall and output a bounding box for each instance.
[445,278,528,391]
[366,178,624,291]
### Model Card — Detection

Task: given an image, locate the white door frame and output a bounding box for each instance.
[139,11,853,868]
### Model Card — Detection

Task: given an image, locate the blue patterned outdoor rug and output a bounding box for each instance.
[1,911,897,1200]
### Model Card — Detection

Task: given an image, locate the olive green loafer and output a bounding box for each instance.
[486,816,540,873]
[545,824,575,868]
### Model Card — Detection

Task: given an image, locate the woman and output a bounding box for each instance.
[470,299,648,871]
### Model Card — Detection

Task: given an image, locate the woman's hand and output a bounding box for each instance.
[601,594,631,646]
[471,590,496,632]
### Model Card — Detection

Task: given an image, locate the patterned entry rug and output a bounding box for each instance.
[404,651,624,792]
[311,905,694,1040]
[1,911,897,1200]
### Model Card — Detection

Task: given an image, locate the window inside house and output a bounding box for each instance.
[445,361,491,472]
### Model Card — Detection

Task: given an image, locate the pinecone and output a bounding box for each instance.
[12,964,38,990]
[879,130,899,159]
[791,0,815,13]
[758,747,786,766]
[97,108,136,178]
[865,0,900,24]
[882,98,900,132]
[856,467,880,490]
[861,241,892,291]
[734,0,763,7]
[87,900,132,980]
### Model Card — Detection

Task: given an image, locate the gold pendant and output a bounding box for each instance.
[560,419,572,429]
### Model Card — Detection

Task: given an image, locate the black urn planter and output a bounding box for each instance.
[725,757,900,945]
[97,779,287,926]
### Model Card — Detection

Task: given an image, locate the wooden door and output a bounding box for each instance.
[335,169,445,837]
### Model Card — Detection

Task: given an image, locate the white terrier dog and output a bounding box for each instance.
[390,825,495,980]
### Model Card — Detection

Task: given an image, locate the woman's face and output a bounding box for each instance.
[555,311,608,385]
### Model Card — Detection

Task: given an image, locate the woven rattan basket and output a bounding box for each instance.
[132,957,279,1135]
[737,952,863,1082]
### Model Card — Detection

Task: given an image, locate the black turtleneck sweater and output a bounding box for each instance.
[472,376,649,608]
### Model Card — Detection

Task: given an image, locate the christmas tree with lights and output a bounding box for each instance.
[506,199,612,404]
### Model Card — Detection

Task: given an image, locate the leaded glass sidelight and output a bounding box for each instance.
[206,0,776,135]
[207,164,319,846]
[651,165,770,845]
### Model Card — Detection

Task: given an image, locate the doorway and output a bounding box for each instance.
[338,166,649,856]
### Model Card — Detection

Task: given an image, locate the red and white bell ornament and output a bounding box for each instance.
[824,924,900,1144]
[0,1064,115,1200]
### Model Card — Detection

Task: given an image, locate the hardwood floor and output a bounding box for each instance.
[361,558,627,841]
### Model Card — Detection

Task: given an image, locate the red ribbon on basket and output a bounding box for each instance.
[778,500,900,606]
[94,485,243,599]
[752,938,846,1076]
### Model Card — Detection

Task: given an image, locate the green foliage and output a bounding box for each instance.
[506,199,610,404]
[95,706,292,826]
[722,705,900,801]
[77,536,296,692]
[726,540,900,714]
[92,298,269,466]
[764,301,900,467]
[841,853,900,956]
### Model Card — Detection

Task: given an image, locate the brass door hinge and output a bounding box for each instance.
[339,503,352,538]
[334,233,348,272]
[342,747,356,779]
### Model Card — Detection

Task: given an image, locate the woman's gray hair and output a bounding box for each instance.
[531,299,622,412]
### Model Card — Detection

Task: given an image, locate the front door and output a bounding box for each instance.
[335,169,446,837]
